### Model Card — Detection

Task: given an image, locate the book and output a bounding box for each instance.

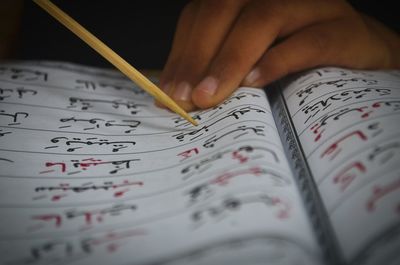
[0,60,399,265]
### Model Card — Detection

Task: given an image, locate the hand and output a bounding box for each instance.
[159,0,400,111]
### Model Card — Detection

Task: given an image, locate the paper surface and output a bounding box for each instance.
[0,61,320,265]
[283,67,400,264]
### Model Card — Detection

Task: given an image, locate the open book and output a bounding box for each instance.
[0,61,399,265]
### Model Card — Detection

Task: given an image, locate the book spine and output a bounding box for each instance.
[267,83,346,265]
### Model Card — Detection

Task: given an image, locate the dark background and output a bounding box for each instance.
[17,0,188,69]
[16,0,399,70]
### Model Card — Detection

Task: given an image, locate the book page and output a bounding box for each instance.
[282,67,400,265]
[0,61,321,265]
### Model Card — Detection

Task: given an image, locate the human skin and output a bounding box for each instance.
[159,0,400,111]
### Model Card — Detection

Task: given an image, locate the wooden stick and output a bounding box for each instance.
[33,0,198,126]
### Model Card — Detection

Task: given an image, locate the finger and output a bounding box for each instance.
[159,1,198,90]
[168,0,248,110]
[191,0,283,108]
[242,17,384,88]
[191,0,355,109]
[155,80,198,111]
[157,1,199,111]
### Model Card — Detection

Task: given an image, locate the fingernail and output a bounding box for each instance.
[173,81,192,101]
[244,68,260,86]
[197,76,218,96]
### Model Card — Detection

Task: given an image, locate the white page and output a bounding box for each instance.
[0,61,321,265]
[282,67,400,264]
